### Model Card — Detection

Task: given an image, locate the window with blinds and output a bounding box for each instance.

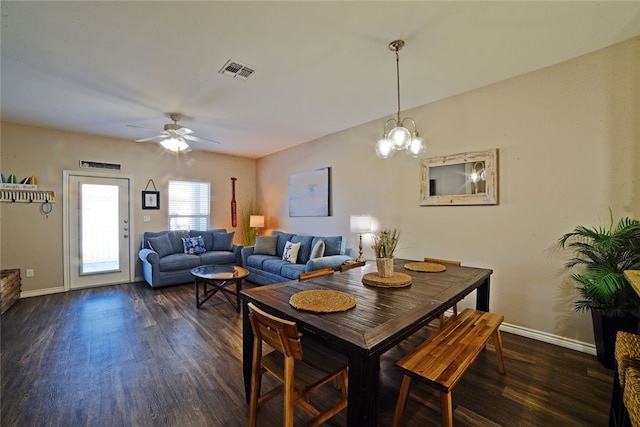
[168,180,210,230]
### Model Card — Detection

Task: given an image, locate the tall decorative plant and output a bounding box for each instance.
[241,200,261,247]
[558,211,640,368]
[558,212,640,317]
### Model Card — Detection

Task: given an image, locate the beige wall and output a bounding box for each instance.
[0,123,256,293]
[256,37,640,346]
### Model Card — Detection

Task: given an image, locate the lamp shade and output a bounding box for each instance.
[249,215,264,228]
[350,215,372,233]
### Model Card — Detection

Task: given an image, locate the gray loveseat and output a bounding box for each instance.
[241,231,354,285]
[139,229,242,288]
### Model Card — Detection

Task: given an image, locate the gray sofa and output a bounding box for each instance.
[241,231,354,285]
[139,229,242,288]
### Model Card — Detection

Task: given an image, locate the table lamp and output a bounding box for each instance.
[350,215,372,263]
[249,215,265,236]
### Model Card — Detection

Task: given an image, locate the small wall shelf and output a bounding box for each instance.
[1,189,56,203]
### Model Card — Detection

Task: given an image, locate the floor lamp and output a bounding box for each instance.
[350,215,372,263]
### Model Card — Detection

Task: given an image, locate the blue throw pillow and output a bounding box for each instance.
[182,236,206,255]
[322,236,343,256]
[212,231,235,251]
[147,235,174,258]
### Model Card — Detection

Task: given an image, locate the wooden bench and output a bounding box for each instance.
[393,308,506,427]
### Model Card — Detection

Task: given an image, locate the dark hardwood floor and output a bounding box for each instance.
[1,281,613,426]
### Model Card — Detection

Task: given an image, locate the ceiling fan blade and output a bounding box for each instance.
[177,127,194,135]
[183,134,221,144]
[127,124,162,132]
[135,135,166,142]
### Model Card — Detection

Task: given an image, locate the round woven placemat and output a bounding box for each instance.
[404,262,446,273]
[289,289,356,313]
[362,272,412,288]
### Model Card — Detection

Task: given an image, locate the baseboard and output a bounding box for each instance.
[20,286,66,298]
[500,322,597,356]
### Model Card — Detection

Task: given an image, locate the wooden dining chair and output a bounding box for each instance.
[299,268,334,280]
[247,303,348,427]
[424,257,462,326]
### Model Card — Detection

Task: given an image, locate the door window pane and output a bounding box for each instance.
[80,184,119,274]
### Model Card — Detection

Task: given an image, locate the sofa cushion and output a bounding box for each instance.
[254,236,278,255]
[272,231,295,257]
[147,234,175,258]
[158,253,201,272]
[310,239,325,259]
[263,259,289,275]
[182,236,206,255]
[291,235,313,264]
[190,229,226,251]
[247,254,279,269]
[282,241,301,263]
[213,231,235,251]
[199,251,236,265]
[168,230,190,253]
[321,236,342,256]
[280,263,306,280]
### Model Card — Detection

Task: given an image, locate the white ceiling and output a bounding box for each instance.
[2,1,639,159]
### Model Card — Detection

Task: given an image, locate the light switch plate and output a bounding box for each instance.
[144,215,151,222]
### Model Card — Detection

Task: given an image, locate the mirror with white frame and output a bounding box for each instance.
[419,149,498,206]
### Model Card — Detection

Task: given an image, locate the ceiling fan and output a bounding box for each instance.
[128,113,220,153]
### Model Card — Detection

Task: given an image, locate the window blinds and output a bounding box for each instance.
[168,180,210,230]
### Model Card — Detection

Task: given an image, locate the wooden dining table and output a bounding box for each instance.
[240,258,493,426]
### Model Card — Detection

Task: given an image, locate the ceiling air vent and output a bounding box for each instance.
[218,59,256,80]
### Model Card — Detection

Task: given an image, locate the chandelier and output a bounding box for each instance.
[375,40,426,159]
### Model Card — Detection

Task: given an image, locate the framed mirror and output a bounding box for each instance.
[419,148,498,206]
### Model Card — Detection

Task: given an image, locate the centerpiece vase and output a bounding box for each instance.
[376,257,394,278]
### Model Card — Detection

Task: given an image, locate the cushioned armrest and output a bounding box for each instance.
[139,248,159,264]
[241,246,255,266]
[305,255,353,272]
[232,244,244,265]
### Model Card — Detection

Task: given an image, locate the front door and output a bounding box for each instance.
[65,172,132,289]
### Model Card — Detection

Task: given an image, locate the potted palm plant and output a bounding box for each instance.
[558,212,640,368]
[371,228,400,278]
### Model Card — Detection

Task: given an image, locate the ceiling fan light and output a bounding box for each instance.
[375,137,395,159]
[388,126,411,150]
[161,137,190,153]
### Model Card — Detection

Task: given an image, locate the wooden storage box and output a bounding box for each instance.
[1,269,21,314]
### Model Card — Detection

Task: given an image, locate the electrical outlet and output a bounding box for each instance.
[144,215,151,222]
[26,269,34,277]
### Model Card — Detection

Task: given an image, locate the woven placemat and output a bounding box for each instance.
[362,272,412,288]
[289,289,356,313]
[404,262,446,273]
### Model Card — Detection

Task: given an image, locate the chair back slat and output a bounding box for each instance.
[248,303,304,360]
[299,268,334,280]
[424,257,461,266]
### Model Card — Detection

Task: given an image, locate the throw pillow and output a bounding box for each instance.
[212,231,235,251]
[182,236,206,255]
[310,239,325,259]
[147,234,174,258]
[254,236,278,256]
[282,241,301,263]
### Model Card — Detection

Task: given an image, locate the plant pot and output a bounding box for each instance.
[591,310,639,369]
[376,257,394,278]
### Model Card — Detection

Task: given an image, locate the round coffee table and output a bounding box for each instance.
[191,265,249,312]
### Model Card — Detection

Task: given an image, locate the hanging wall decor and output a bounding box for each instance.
[231,177,238,227]
[288,167,331,217]
[142,179,160,210]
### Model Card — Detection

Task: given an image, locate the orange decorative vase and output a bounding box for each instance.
[376,258,394,278]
